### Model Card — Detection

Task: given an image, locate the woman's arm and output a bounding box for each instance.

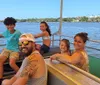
[56,55,71,64]
[50,52,81,65]
[50,53,62,61]
[69,52,81,64]
[34,32,45,38]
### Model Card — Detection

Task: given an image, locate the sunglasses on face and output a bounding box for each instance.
[19,41,30,46]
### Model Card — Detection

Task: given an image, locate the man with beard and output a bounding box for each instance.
[2,33,47,85]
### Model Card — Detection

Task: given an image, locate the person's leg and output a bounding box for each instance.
[9,52,19,72]
[9,58,19,72]
[2,76,17,85]
[0,48,9,84]
[0,56,7,78]
[40,44,50,55]
[0,55,7,85]
[40,45,45,55]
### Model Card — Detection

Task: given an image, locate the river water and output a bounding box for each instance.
[0,22,100,57]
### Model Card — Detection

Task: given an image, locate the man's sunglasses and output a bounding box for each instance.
[19,41,30,46]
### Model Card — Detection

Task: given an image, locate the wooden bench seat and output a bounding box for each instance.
[45,58,100,85]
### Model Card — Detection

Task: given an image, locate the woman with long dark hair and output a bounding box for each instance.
[34,21,51,55]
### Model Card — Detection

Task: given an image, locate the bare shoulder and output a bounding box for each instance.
[28,52,43,61]
[34,53,43,59]
[43,31,49,35]
[72,51,82,59]
[28,54,38,62]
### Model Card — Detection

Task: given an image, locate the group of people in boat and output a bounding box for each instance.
[0,17,89,85]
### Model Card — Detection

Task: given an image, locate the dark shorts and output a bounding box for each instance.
[40,44,50,54]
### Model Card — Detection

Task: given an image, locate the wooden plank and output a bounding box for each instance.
[47,64,80,85]
[45,58,100,85]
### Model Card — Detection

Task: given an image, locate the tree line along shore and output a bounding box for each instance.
[0,16,100,22]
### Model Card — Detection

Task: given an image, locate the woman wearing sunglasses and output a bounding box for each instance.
[2,33,47,85]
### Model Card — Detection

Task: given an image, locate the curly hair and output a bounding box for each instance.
[4,17,17,25]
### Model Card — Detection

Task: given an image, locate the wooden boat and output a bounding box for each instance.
[45,58,100,85]
[2,46,100,85]
[1,0,100,84]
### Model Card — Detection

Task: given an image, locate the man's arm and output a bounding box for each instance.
[13,59,38,85]
[12,77,28,85]
[20,60,38,77]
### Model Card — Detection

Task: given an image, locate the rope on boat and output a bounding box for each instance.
[51,34,100,51]
[88,39,100,43]
[86,46,100,51]
[70,42,100,51]
[52,33,100,43]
